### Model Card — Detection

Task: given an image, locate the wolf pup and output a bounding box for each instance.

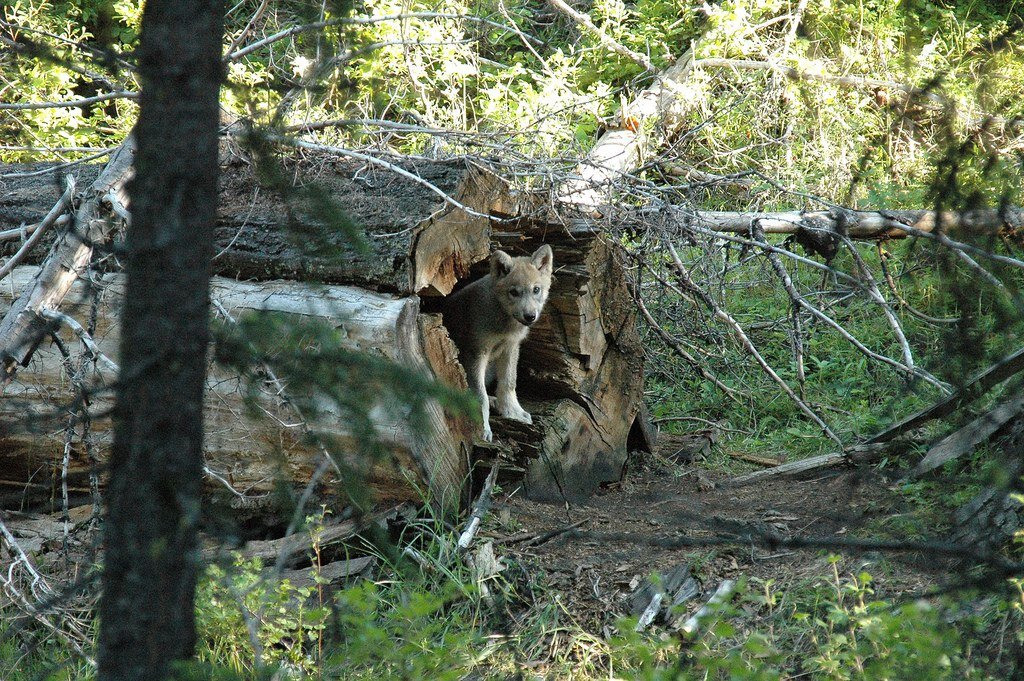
[442,245,554,442]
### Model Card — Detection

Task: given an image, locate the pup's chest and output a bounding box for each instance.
[484,326,530,354]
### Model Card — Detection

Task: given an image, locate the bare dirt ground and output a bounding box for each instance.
[494,433,941,632]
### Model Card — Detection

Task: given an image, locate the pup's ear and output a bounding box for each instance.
[490,250,514,278]
[532,244,553,274]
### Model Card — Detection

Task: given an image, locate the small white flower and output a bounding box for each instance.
[291,55,314,79]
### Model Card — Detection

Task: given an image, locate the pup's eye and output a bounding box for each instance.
[533,286,541,294]
[509,288,520,298]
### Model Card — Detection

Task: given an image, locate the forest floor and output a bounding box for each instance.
[493,432,947,635]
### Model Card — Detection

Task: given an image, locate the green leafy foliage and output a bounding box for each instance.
[195,557,330,675]
[4,1,1024,679]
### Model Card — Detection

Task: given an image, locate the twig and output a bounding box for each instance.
[457,461,500,552]
[0,148,116,179]
[224,0,270,57]
[39,309,120,374]
[227,12,541,61]
[634,292,739,400]
[0,91,137,110]
[546,0,656,73]
[877,243,959,324]
[496,519,588,548]
[0,176,74,280]
[666,240,841,443]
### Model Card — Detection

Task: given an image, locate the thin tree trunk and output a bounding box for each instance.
[97,0,223,677]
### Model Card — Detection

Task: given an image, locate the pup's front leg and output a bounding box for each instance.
[494,343,532,424]
[470,352,493,441]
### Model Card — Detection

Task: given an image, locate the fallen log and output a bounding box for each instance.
[867,345,1024,445]
[674,207,1024,239]
[1,152,648,510]
[911,395,1024,477]
[725,443,886,487]
[276,556,375,591]
[1,266,473,511]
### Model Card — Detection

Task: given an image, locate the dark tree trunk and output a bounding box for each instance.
[97,0,223,677]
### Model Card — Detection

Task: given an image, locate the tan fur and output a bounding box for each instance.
[441,245,554,441]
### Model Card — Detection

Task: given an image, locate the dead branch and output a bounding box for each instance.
[546,0,657,73]
[751,222,948,391]
[0,214,70,243]
[204,507,403,565]
[495,519,588,547]
[0,91,137,110]
[680,207,1024,240]
[457,461,500,552]
[725,443,886,486]
[0,516,95,664]
[867,346,1024,444]
[0,177,74,279]
[633,290,739,400]
[39,309,120,374]
[912,396,1024,477]
[665,241,841,443]
[0,135,134,380]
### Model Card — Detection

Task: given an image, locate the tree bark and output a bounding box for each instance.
[97,0,223,678]
[0,267,472,511]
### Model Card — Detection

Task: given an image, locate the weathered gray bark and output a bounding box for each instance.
[0,267,473,511]
[0,140,133,379]
[97,0,223,677]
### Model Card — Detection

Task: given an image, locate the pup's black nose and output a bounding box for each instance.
[523,312,537,324]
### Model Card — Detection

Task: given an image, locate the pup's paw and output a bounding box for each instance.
[482,422,493,442]
[503,406,533,424]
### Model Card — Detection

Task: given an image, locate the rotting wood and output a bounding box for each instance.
[1,152,648,508]
[676,579,736,635]
[725,443,886,487]
[1,266,472,511]
[275,556,375,591]
[629,563,698,632]
[912,395,1024,478]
